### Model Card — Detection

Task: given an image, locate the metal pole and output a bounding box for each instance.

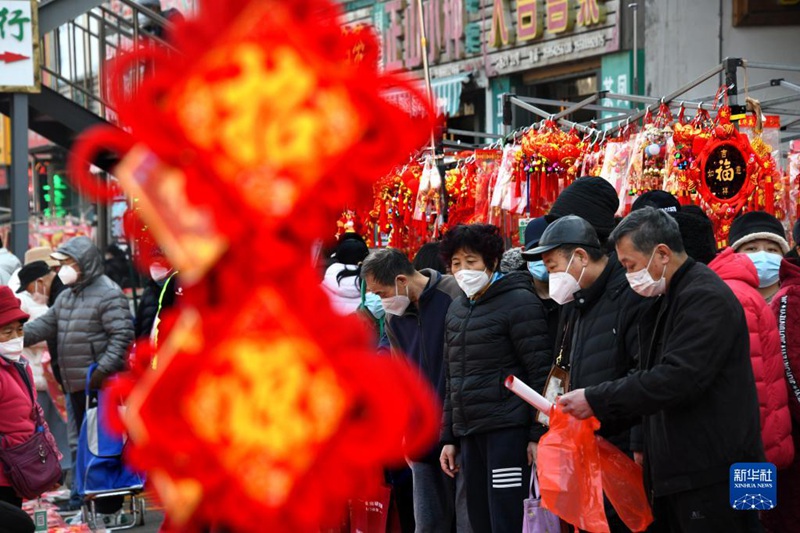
[723,57,742,107]
[631,3,638,94]
[743,61,800,73]
[416,0,437,155]
[502,93,513,136]
[510,96,551,121]
[9,94,28,258]
[96,177,108,252]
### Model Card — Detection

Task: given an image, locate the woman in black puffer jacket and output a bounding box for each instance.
[438,224,552,533]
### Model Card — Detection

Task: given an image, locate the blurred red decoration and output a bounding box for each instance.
[70,0,440,530]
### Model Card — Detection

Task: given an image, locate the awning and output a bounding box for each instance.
[431,73,471,117]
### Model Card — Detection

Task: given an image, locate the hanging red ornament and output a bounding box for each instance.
[689,105,766,246]
[69,0,440,530]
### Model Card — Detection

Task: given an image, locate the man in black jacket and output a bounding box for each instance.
[525,215,648,532]
[361,248,469,533]
[560,208,763,533]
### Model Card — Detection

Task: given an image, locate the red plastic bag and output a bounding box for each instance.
[537,405,654,533]
[537,405,607,532]
[597,437,654,532]
[350,484,391,533]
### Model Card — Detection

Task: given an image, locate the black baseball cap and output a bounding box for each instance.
[522,215,601,260]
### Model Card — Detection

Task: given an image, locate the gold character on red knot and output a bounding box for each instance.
[546,0,574,34]
[715,158,735,183]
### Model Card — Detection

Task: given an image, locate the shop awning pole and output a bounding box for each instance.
[445,128,504,139]
[416,0,437,156]
[779,80,800,93]
[605,92,720,111]
[742,61,800,73]
[513,94,633,114]
[510,96,552,120]
[765,107,800,117]
[758,93,800,108]
[692,79,783,102]
[553,93,603,121]
[782,116,800,129]
[604,62,726,136]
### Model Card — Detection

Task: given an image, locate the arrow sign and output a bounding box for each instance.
[0,52,29,64]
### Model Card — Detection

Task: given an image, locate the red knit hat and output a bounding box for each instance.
[0,287,29,328]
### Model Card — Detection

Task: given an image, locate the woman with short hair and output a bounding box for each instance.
[438,224,552,532]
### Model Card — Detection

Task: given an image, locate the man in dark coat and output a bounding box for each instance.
[362,248,469,533]
[560,207,763,533]
[525,216,648,532]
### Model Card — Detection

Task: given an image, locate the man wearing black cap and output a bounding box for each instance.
[524,215,649,533]
[560,208,763,533]
[17,261,56,304]
[630,192,719,265]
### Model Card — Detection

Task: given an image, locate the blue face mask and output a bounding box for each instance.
[528,260,549,282]
[746,251,782,288]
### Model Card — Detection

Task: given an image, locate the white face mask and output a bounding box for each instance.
[150,265,172,282]
[0,336,24,362]
[381,281,411,316]
[58,265,79,286]
[626,249,667,298]
[455,268,490,298]
[548,253,585,305]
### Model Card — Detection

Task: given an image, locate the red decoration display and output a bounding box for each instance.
[688,105,766,246]
[68,0,440,530]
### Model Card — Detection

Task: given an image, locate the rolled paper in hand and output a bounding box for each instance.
[505,375,553,416]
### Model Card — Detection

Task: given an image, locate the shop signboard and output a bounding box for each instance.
[0,0,39,93]
[600,49,644,130]
[344,0,621,78]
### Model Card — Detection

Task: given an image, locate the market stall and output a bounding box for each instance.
[346,58,800,256]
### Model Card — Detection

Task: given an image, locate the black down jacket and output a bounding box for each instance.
[586,259,764,497]
[554,255,651,451]
[441,271,552,444]
[24,237,134,393]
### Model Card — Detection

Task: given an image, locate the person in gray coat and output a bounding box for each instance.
[23,236,133,428]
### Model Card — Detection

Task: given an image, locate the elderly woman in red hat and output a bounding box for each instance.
[0,286,60,511]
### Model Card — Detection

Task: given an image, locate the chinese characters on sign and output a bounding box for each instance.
[730,463,777,511]
[384,0,466,70]
[732,468,773,484]
[381,0,614,71]
[0,7,29,41]
[705,144,747,200]
[492,0,606,46]
[0,0,38,92]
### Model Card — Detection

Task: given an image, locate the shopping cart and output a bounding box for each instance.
[75,365,146,530]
